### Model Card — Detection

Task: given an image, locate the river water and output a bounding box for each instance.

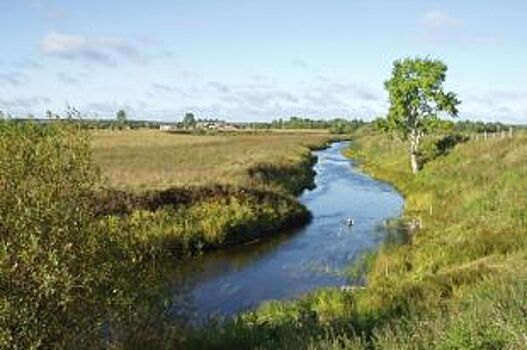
[169,142,404,319]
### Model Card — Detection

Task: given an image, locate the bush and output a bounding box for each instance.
[0,121,145,348]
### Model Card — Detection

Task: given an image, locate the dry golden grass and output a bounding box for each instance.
[91,129,331,191]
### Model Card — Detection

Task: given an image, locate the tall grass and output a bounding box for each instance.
[102,185,311,258]
[91,129,331,191]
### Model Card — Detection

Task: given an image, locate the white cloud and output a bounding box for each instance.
[39,31,145,66]
[422,10,463,30]
[0,96,51,114]
[420,10,498,47]
[57,72,80,85]
[461,89,527,123]
[13,57,43,70]
[41,32,87,55]
[149,83,193,98]
[291,58,309,70]
[208,81,231,94]
[200,78,384,120]
[26,0,66,20]
[134,75,387,121]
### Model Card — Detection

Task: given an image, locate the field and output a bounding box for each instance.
[91,129,331,191]
[187,127,527,349]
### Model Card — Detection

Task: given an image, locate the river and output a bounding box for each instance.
[168,142,404,320]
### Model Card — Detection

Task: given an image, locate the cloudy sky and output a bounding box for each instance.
[1,0,526,122]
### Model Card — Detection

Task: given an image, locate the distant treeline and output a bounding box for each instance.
[11,118,165,129]
[244,117,365,134]
[452,120,520,133]
[1,109,523,133]
[374,115,523,134]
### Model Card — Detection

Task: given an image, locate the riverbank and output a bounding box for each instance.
[92,132,341,258]
[95,185,311,258]
[184,128,527,349]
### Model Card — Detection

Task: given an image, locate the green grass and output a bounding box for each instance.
[101,185,311,258]
[184,127,527,349]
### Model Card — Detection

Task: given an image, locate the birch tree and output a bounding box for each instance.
[383,57,460,173]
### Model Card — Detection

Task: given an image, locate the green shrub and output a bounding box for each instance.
[0,121,148,348]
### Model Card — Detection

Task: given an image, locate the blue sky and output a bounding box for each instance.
[0,0,526,122]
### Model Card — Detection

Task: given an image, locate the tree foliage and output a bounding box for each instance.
[116,109,128,129]
[183,112,196,129]
[383,57,461,173]
[0,121,159,348]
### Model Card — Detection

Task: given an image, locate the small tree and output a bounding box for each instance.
[182,112,196,129]
[383,57,460,173]
[116,109,127,130]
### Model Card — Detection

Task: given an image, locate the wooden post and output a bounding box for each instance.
[484,131,487,140]
[509,127,513,138]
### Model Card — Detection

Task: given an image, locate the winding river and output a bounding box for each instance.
[169,142,404,319]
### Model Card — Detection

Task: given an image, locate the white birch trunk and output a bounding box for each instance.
[409,130,421,174]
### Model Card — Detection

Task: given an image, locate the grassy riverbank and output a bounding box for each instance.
[90,130,335,257]
[95,185,311,257]
[8,121,525,348]
[187,127,527,349]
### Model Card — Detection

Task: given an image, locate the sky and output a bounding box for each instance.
[0,0,526,123]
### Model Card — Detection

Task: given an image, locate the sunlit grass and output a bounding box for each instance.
[91,129,331,191]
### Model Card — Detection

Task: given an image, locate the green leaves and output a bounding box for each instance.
[385,57,460,136]
[382,57,461,172]
[0,121,157,348]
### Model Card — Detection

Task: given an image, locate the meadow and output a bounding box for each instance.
[185,127,527,349]
[91,129,331,191]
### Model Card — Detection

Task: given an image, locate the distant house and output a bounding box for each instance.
[195,121,239,131]
[159,124,177,131]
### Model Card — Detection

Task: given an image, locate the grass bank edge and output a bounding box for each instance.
[98,134,347,258]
